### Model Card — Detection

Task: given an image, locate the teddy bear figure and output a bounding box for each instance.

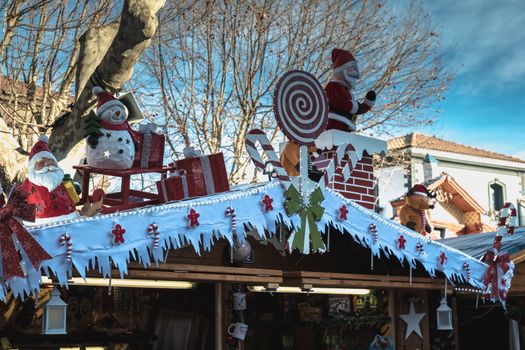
[399,184,436,237]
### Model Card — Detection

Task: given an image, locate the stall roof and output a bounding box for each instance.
[440,229,525,262]
[4,181,496,300]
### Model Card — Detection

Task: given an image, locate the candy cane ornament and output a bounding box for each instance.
[225,206,237,235]
[497,202,517,235]
[147,223,160,249]
[60,233,72,262]
[369,224,378,270]
[312,143,359,188]
[463,262,471,281]
[245,129,290,188]
[369,224,378,245]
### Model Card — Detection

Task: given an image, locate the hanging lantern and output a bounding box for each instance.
[42,287,67,335]
[233,238,252,262]
[436,297,453,331]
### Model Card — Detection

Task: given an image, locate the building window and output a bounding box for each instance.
[489,181,506,212]
[434,227,446,239]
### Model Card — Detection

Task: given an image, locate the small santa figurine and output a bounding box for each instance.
[325,48,376,132]
[86,87,136,169]
[22,136,80,224]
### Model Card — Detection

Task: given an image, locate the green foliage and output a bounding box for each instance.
[84,110,103,138]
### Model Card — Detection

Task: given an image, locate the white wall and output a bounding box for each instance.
[411,155,524,225]
[375,165,407,218]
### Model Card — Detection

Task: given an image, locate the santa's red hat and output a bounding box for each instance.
[331,48,358,74]
[92,86,126,117]
[29,135,55,161]
[409,184,429,197]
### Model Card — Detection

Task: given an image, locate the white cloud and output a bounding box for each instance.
[424,0,525,93]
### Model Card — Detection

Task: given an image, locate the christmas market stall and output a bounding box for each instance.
[0,56,516,350]
[440,223,525,350]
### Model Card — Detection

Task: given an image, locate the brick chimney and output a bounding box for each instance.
[313,131,387,211]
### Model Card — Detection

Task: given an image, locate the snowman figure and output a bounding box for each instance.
[86,87,136,169]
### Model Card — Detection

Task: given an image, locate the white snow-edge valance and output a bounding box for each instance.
[2,180,492,300]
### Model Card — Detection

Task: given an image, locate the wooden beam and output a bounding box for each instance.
[286,277,445,290]
[511,251,525,265]
[285,270,439,282]
[113,269,283,284]
[215,283,223,350]
[284,271,447,289]
[126,263,283,277]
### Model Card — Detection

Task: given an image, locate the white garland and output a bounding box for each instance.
[1,180,493,300]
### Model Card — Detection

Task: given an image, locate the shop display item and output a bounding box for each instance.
[325,48,376,132]
[133,122,165,169]
[22,136,79,224]
[86,87,136,169]
[171,148,229,197]
[398,301,425,340]
[399,184,436,236]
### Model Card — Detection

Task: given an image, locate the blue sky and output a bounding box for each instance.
[412,0,525,158]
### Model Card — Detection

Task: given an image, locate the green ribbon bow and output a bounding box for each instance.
[284,185,325,253]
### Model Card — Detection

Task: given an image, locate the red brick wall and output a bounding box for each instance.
[326,151,376,210]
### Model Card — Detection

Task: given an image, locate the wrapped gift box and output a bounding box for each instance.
[170,148,229,197]
[156,170,190,203]
[133,123,165,168]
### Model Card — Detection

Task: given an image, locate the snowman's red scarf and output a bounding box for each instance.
[99,121,138,144]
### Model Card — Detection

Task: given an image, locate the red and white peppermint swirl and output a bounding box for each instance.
[273,70,328,146]
[225,206,237,235]
[497,202,517,235]
[147,223,160,249]
[59,233,72,262]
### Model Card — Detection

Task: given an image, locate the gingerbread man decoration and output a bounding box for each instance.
[112,224,126,244]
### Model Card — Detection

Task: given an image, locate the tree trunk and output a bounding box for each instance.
[49,0,165,161]
[0,118,26,190]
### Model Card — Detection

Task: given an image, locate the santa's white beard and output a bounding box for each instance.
[28,165,64,192]
[342,70,359,90]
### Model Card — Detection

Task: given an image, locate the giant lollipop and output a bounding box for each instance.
[273,70,329,146]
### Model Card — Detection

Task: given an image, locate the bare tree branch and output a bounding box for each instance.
[49,0,165,161]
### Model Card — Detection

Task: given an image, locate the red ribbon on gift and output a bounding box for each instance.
[0,185,51,280]
[483,236,511,300]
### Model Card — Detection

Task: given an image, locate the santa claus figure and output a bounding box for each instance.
[86,87,136,169]
[22,136,79,224]
[325,48,376,132]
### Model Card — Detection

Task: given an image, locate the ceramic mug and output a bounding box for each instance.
[233,292,247,310]
[227,322,248,340]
